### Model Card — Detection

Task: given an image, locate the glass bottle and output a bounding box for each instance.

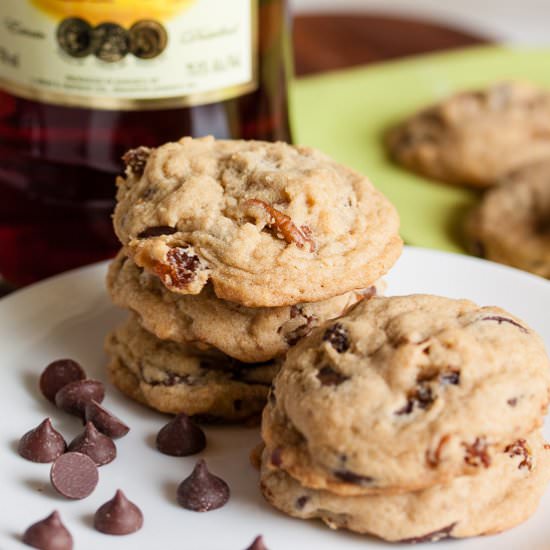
[0,0,292,285]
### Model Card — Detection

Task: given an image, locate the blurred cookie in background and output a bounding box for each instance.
[386,81,550,188]
[465,159,550,278]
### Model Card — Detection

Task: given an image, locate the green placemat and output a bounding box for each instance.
[291,46,550,252]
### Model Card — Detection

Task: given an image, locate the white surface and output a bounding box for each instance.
[1,247,550,550]
[291,0,550,45]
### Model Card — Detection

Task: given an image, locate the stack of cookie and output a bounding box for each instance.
[260,294,550,542]
[105,136,402,422]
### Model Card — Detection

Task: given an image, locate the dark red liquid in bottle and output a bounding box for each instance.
[0,0,292,286]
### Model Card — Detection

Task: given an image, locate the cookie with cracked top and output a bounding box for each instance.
[105,316,279,422]
[107,251,381,363]
[465,159,550,278]
[260,431,550,541]
[262,294,550,495]
[386,81,550,188]
[113,136,402,307]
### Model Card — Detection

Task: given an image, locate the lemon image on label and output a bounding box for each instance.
[32,0,195,26]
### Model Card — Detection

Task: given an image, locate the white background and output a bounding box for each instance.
[291,0,550,45]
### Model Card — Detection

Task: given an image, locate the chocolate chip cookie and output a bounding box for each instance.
[387,81,550,188]
[262,295,550,495]
[466,159,550,278]
[260,430,550,542]
[105,316,279,422]
[114,136,402,307]
[107,251,380,363]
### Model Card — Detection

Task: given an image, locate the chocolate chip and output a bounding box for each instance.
[122,146,150,176]
[68,422,116,466]
[55,380,105,418]
[245,535,269,550]
[463,437,491,468]
[396,384,435,415]
[440,370,460,385]
[137,225,177,239]
[395,400,415,415]
[22,511,73,550]
[156,413,206,456]
[84,400,130,439]
[40,359,86,402]
[94,490,143,535]
[148,371,190,387]
[481,315,528,333]
[507,397,518,407]
[18,418,67,463]
[398,522,456,543]
[295,496,309,509]
[177,459,230,512]
[50,452,98,499]
[415,385,434,408]
[322,323,350,353]
[333,469,374,486]
[316,366,349,386]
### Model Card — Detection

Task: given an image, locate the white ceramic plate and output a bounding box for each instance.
[1,247,549,550]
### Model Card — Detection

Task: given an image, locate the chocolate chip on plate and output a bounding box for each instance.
[177,459,230,512]
[18,418,67,463]
[40,359,86,402]
[94,489,143,535]
[68,421,116,466]
[22,510,73,550]
[55,380,105,418]
[84,400,130,438]
[245,535,269,550]
[50,452,98,499]
[156,413,206,456]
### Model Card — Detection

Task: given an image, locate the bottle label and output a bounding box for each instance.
[0,0,258,110]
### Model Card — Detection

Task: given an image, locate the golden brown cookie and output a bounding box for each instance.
[466,159,550,277]
[260,431,550,542]
[262,295,550,495]
[114,136,402,307]
[107,251,380,363]
[387,81,550,188]
[105,316,279,422]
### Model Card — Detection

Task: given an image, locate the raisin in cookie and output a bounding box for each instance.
[262,295,550,495]
[387,81,550,188]
[466,160,550,278]
[114,136,402,307]
[105,316,279,422]
[260,431,550,542]
[107,251,379,363]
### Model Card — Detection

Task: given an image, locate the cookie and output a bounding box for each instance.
[105,316,279,422]
[114,136,402,307]
[262,295,550,495]
[387,81,550,188]
[107,251,380,363]
[260,431,550,542]
[466,160,550,278]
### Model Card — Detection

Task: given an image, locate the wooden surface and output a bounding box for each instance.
[293,14,490,76]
